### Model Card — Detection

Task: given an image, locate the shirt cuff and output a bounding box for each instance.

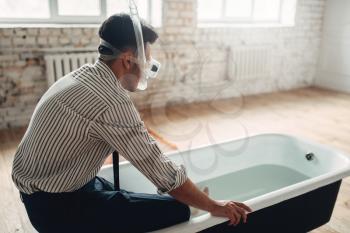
[156,164,188,195]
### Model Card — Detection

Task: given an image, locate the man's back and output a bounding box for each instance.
[12,62,123,194]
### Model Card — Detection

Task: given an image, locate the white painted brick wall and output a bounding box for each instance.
[0,0,326,129]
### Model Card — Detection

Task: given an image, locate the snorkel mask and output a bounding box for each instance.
[98,0,161,91]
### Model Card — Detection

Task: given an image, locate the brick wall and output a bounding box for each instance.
[0,0,326,129]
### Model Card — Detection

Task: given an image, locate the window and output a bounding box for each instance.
[58,0,101,16]
[106,0,162,27]
[198,0,297,27]
[0,0,162,27]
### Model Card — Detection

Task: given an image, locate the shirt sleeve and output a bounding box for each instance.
[90,100,187,194]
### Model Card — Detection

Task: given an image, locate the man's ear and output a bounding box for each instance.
[122,49,137,71]
[121,54,132,71]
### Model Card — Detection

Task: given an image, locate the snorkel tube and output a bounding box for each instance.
[129,0,161,90]
[129,0,148,90]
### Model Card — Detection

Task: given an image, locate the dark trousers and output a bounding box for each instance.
[20,176,190,233]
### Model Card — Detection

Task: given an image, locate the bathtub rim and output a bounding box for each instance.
[98,133,350,233]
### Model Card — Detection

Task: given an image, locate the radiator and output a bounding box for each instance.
[44,52,98,87]
[228,47,272,81]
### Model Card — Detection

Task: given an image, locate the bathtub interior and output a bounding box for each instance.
[183,134,350,178]
[163,134,349,184]
[98,134,350,214]
[195,164,309,202]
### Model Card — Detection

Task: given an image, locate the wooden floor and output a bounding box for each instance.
[1,87,350,233]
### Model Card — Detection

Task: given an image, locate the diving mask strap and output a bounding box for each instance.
[98,39,122,61]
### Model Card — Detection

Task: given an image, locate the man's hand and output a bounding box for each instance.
[169,178,253,226]
[209,200,252,226]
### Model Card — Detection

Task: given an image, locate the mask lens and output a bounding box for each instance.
[151,64,158,72]
[146,58,161,79]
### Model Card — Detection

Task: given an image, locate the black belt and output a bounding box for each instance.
[112,151,120,191]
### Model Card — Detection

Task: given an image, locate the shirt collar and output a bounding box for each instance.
[93,59,124,89]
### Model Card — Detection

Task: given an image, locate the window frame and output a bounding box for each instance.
[0,0,157,25]
[198,0,286,25]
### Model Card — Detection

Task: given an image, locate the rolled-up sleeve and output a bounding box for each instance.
[90,101,187,194]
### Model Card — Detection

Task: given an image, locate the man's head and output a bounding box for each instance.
[98,13,159,92]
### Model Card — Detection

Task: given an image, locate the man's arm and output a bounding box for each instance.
[169,178,252,226]
[91,102,252,225]
[90,102,188,194]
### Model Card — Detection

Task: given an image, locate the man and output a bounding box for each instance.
[12,14,252,233]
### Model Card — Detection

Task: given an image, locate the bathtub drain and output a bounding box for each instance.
[305,152,315,161]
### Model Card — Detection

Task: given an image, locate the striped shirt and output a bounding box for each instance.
[11,59,187,195]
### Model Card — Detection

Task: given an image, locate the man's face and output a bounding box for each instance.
[122,44,151,92]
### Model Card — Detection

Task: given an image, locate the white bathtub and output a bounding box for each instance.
[98,134,350,232]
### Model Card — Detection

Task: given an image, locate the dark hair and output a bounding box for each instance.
[98,13,158,56]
